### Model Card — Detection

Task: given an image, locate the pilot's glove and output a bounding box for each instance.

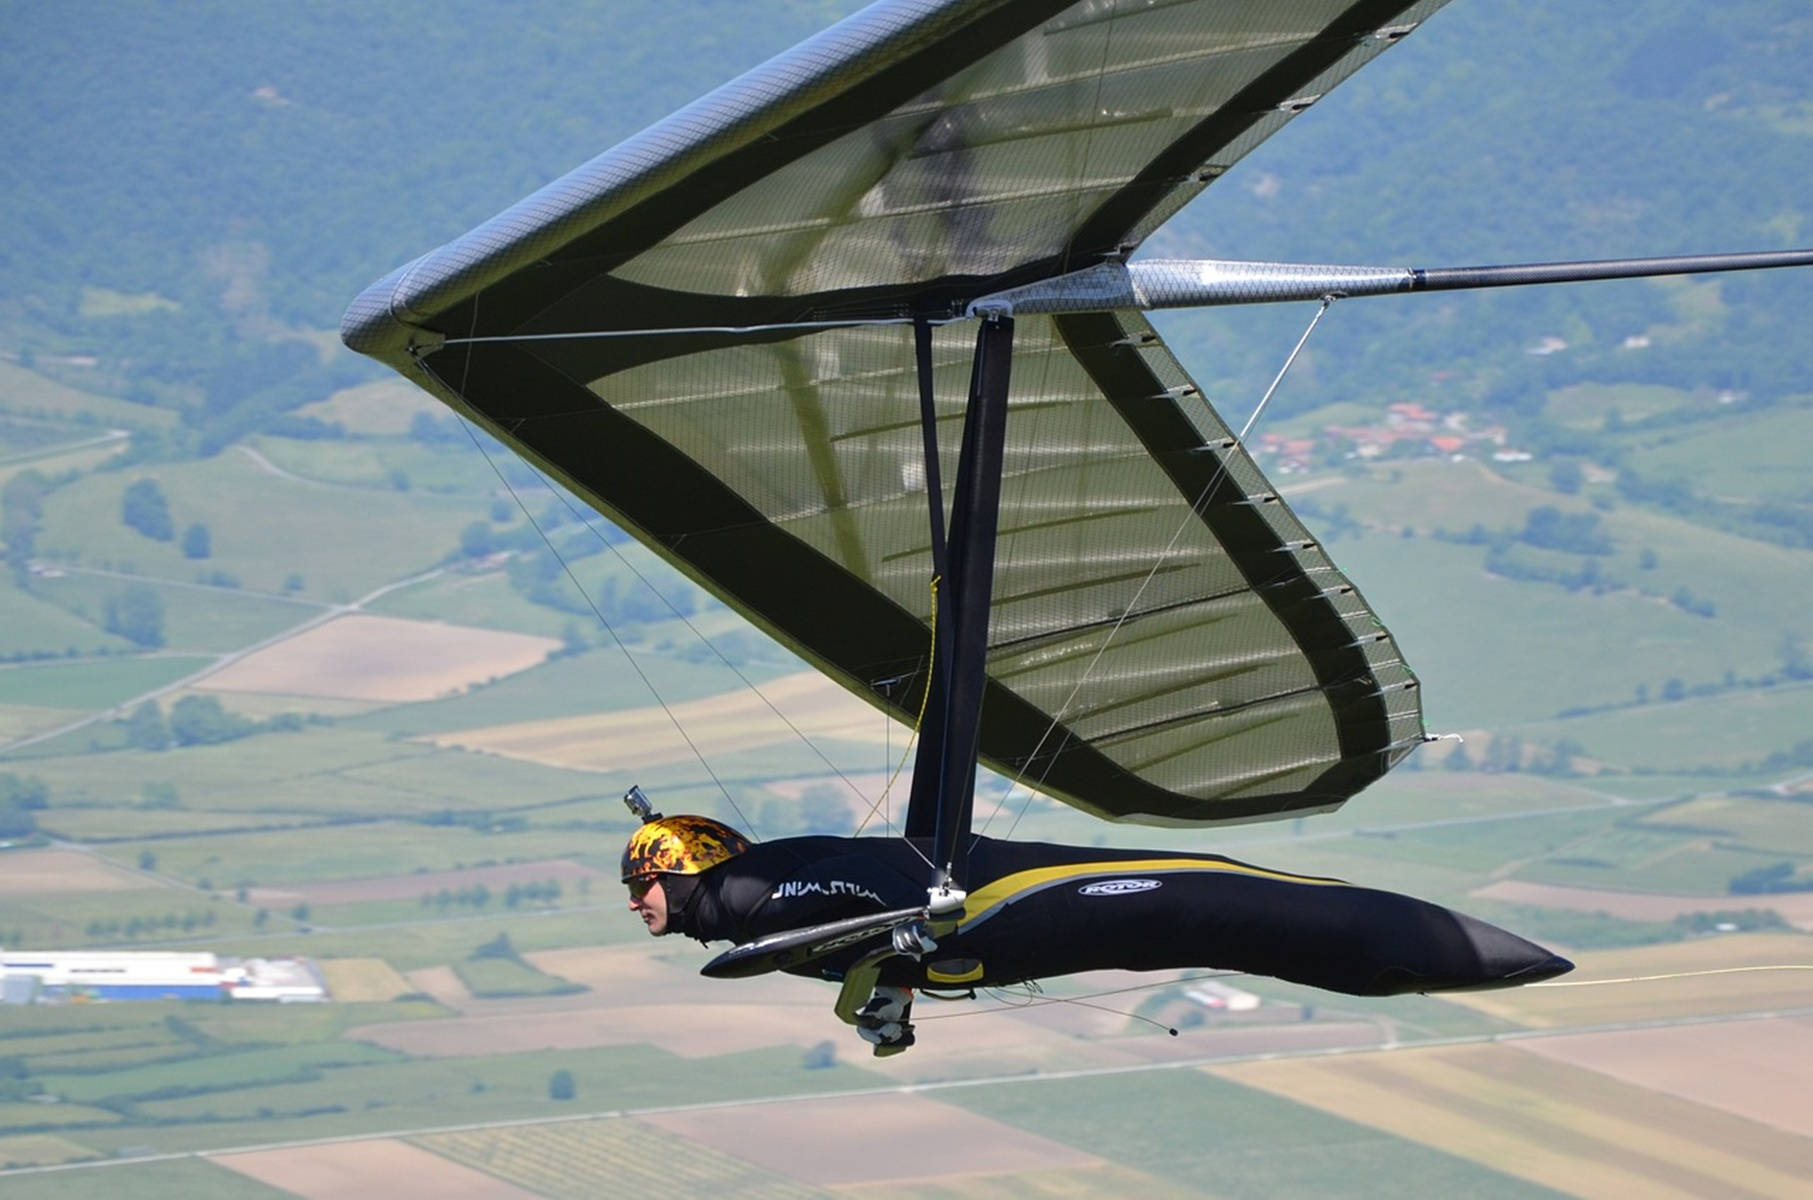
[855,985,915,1056]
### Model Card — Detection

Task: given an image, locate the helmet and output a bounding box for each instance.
[621,815,750,882]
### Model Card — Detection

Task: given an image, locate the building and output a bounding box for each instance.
[0,950,326,1003]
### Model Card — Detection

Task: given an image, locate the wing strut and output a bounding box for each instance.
[904,313,1014,912]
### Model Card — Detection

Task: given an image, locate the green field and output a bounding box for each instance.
[58,1044,887,1159]
[946,1069,1561,1199]
[0,587,132,659]
[0,888,267,951]
[348,643,800,737]
[243,433,501,495]
[90,823,609,889]
[1511,682,1813,773]
[0,361,179,431]
[0,1159,293,1200]
[19,725,607,818]
[33,451,490,602]
[451,954,582,998]
[26,572,318,656]
[1305,520,1804,736]
[366,569,590,638]
[0,656,210,713]
[1623,396,1813,503]
[208,904,633,967]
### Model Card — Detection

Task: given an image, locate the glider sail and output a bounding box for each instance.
[343,0,1450,826]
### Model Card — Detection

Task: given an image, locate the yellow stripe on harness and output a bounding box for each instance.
[957,856,1348,933]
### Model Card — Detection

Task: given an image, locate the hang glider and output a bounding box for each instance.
[343,0,1811,858]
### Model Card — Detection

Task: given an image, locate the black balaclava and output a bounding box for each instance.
[661,872,705,940]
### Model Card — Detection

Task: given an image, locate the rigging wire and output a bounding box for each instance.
[528,477,894,835]
[916,971,1245,1025]
[856,576,942,842]
[975,296,1339,844]
[441,398,755,833]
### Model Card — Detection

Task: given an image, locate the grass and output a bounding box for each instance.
[37,807,316,841]
[200,906,630,970]
[1512,839,1795,895]
[43,1042,405,1105]
[1304,523,1803,735]
[17,726,602,818]
[89,823,608,889]
[1510,682,1813,773]
[944,1068,1559,1199]
[0,657,211,714]
[1636,793,1813,856]
[0,1133,97,1168]
[1622,396,1813,504]
[98,1044,886,1152]
[1541,381,1699,428]
[0,441,129,492]
[450,955,582,998]
[26,572,318,656]
[33,449,490,602]
[244,433,500,495]
[0,889,267,951]
[366,569,588,638]
[295,378,444,436]
[0,587,132,659]
[416,1117,825,1200]
[349,643,798,737]
[0,1158,296,1198]
[0,361,178,431]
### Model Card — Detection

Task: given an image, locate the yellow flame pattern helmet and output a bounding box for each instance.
[621,815,750,882]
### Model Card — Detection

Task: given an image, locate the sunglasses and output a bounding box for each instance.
[626,876,659,900]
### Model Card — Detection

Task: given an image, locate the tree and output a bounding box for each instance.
[0,803,36,838]
[1547,460,1584,494]
[138,850,157,870]
[105,585,166,648]
[459,521,495,558]
[0,774,48,810]
[124,700,170,750]
[122,478,174,541]
[168,695,254,745]
[181,522,211,559]
[548,1068,576,1101]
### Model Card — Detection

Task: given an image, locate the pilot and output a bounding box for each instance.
[620,797,1572,1056]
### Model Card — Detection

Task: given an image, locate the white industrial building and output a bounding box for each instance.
[0,949,326,1003]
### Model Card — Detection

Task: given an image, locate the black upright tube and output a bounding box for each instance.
[904,319,953,840]
[906,315,1013,893]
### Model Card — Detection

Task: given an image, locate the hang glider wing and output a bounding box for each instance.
[344,0,1441,825]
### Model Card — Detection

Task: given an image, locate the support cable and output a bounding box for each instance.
[977,296,1337,844]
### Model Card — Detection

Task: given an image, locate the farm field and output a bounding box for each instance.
[425,670,894,774]
[198,613,561,704]
[0,656,212,715]
[417,1119,828,1199]
[27,571,318,656]
[1214,1040,1812,1200]
[1443,932,1813,1028]
[32,450,490,602]
[217,1138,546,1200]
